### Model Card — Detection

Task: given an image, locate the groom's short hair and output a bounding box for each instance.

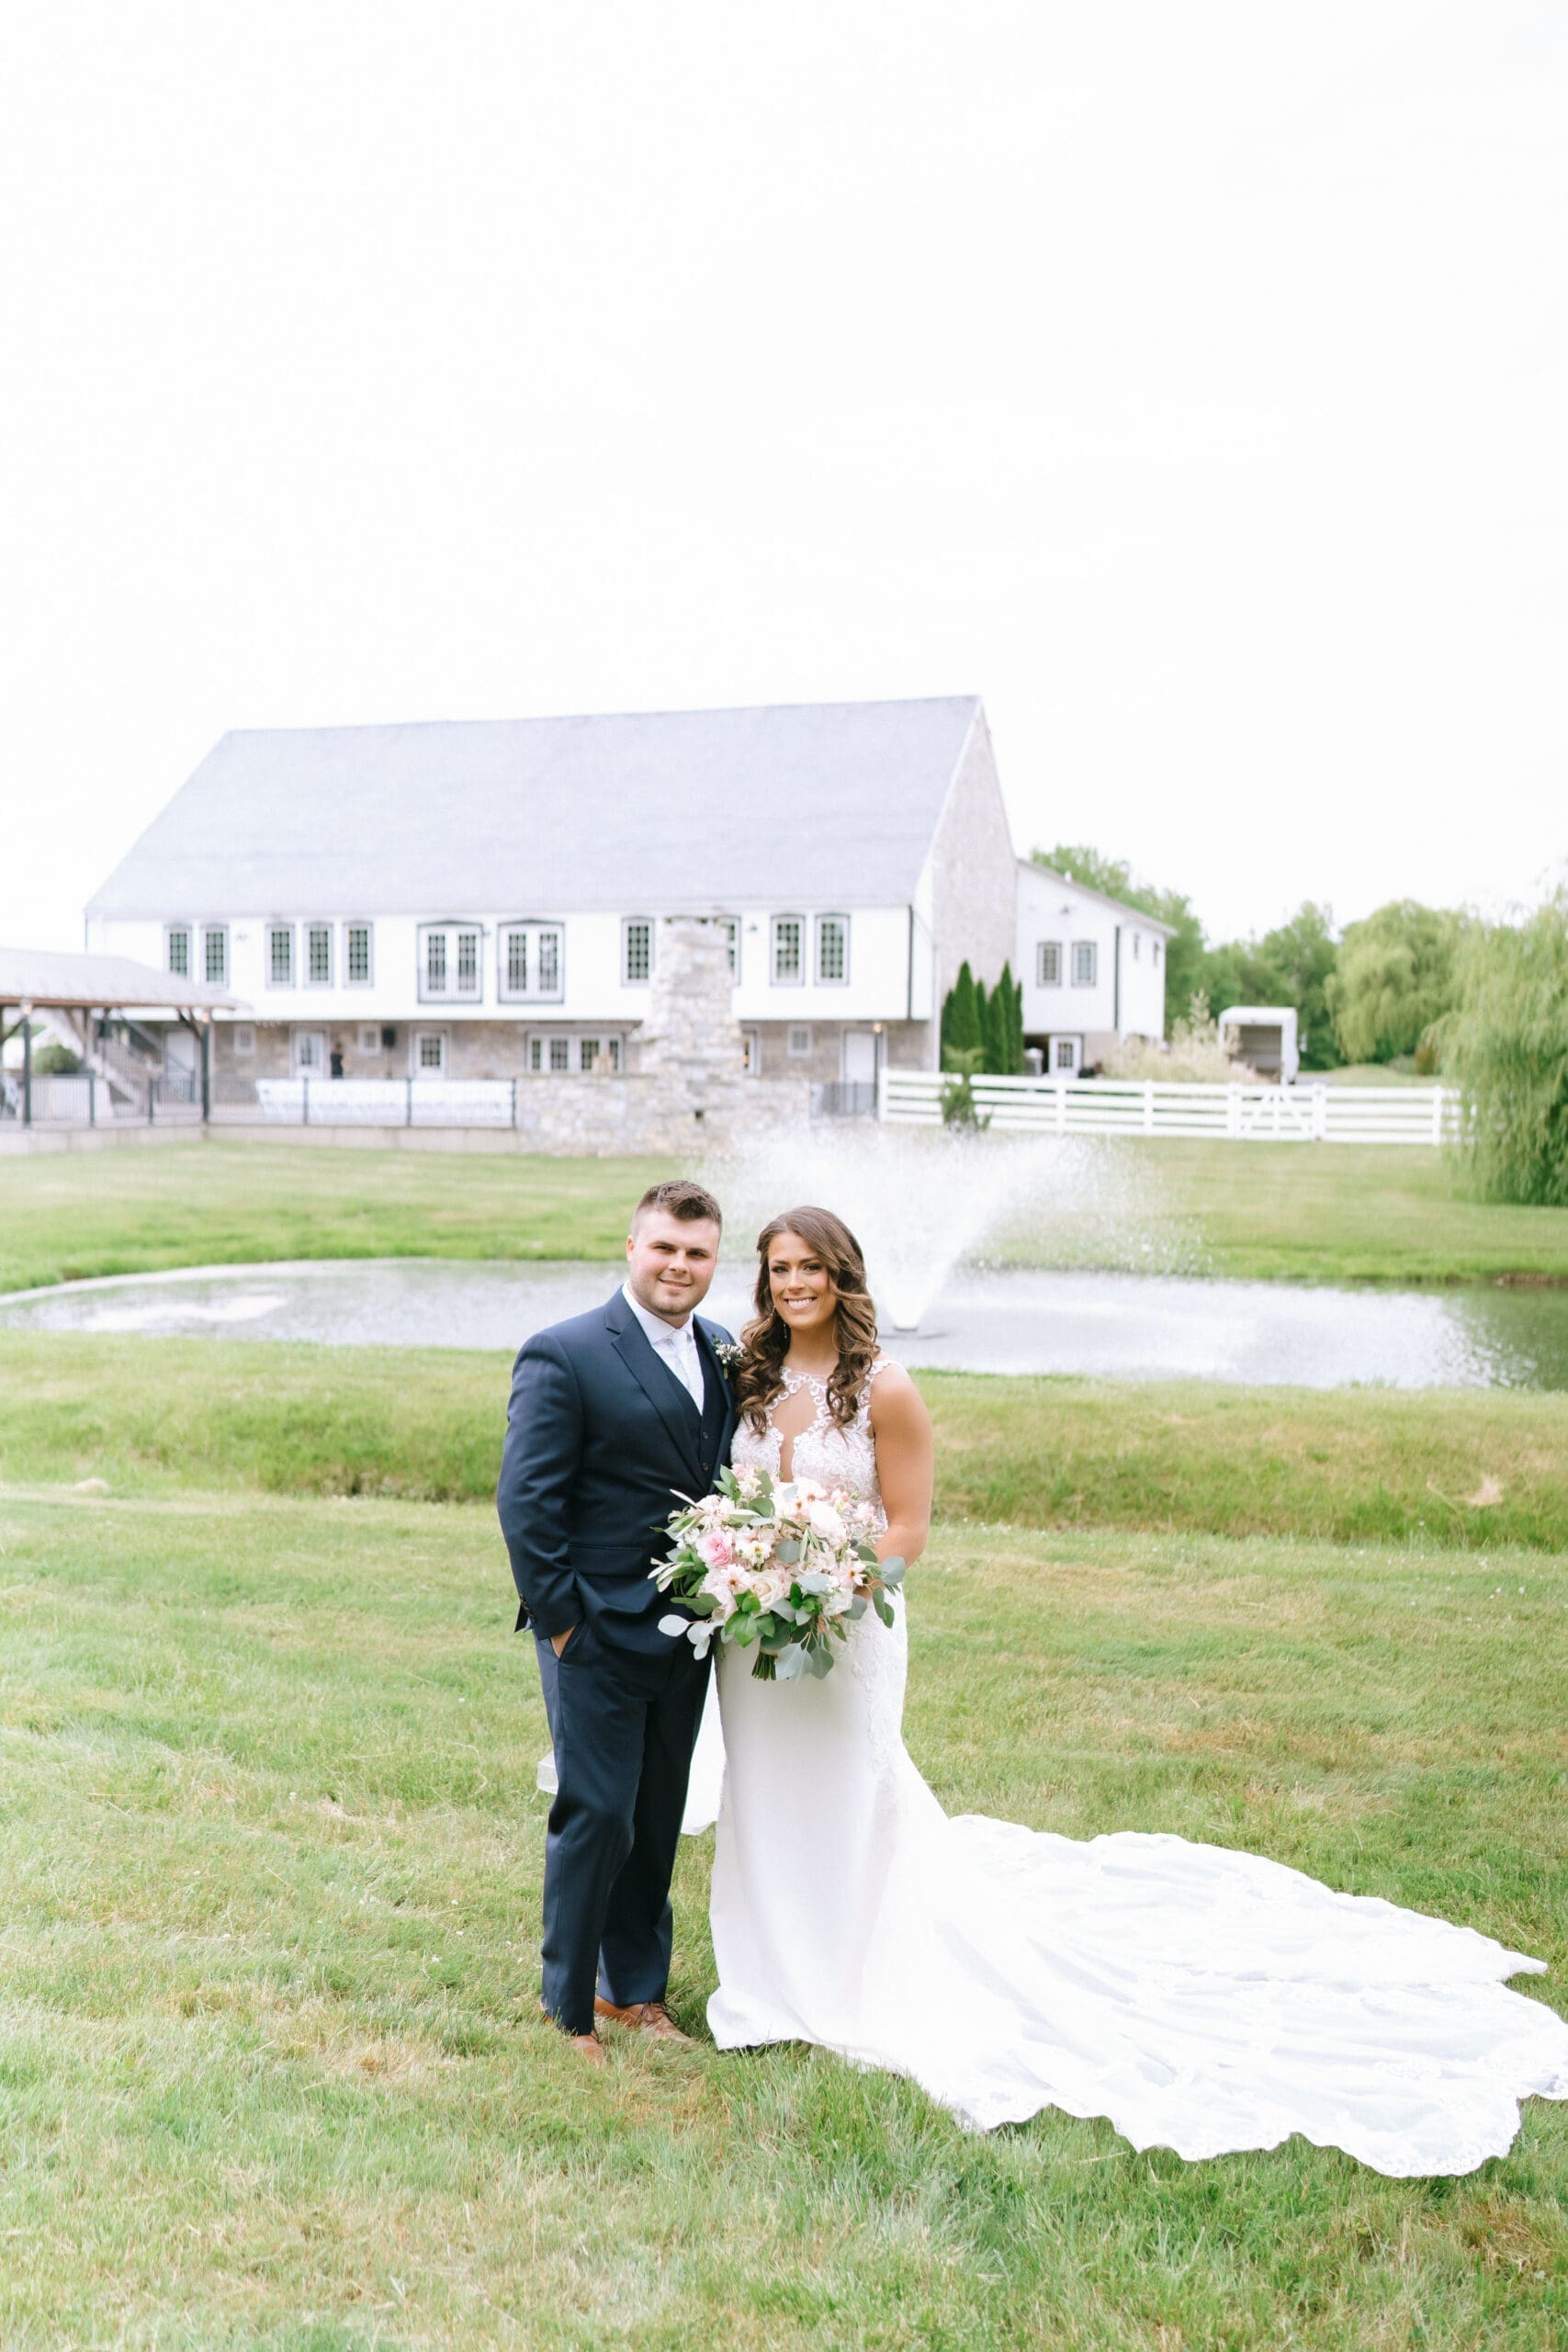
[632,1178,722,1230]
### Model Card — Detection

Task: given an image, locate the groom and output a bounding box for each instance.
[497,1178,735,2063]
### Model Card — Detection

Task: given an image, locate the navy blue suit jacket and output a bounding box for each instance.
[497,1289,737,1654]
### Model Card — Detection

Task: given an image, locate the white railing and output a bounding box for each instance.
[878,1071,1461,1145]
[243,1078,519,1127]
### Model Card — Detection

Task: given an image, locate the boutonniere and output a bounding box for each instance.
[711,1338,746,1382]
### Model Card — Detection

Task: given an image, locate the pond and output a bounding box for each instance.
[3,1258,1567,1389]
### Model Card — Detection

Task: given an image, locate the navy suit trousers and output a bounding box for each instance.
[536,1618,711,2031]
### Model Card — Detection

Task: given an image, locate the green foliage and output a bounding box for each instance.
[940,959,1023,1077]
[1440,894,1568,1206]
[940,1069,991,1128]
[1245,901,1341,1068]
[940,959,981,1060]
[1033,849,1339,1058]
[1326,899,1468,1064]
[994,959,1024,1074]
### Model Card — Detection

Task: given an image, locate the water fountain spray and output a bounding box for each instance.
[703,1125,1174,1332]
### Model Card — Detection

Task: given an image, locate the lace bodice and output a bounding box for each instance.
[729,1358,894,1521]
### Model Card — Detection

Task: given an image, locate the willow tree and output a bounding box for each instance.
[1325,899,1467,1064]
[1439,895,1568,1205]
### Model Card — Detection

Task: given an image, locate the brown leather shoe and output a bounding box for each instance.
[538,1999,607,2065]
[594,1996,695,2045]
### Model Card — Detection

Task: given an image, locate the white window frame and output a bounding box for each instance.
[786,1023,813,1057]
[165,923,192,978]
[1053,1035,1082,1073]
[1037,941,1062,987]
[1132,932,1142,962]
[1153,939,1162,967]
[356,1023,381,1054]
[418,922,482,1002]
[772,914,805,987]
[574,1035,622,1073]
[1071,940,1098,988]
[232,1023,255,1057]
[304,922,333,989]
[265,923,294,988]
[202,924,230,986]
[621,918,653,987]
[499,922,565,1003]
[740,1025,761,1075]
[344,922,374,987]
[291,1026,328,1075]
[815,913,850,986]
[412,1027,449,1077]
[719,917,739,978]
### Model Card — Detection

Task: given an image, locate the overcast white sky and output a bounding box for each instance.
[2,1,1562,952]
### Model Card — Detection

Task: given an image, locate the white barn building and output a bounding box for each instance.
[85,699,1019,1090]
[1017,860,1173,1074]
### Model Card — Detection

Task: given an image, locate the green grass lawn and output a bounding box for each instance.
[1130,1142,1568,1286]
[4,1136,1568,1294]
[6,1332,1568,1552]
[1,1484,1562,2349]
[0,1146,672,1295]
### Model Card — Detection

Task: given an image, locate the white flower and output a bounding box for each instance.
[805,1498,846,1544]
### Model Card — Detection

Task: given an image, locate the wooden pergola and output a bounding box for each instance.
[0,947,243,1125]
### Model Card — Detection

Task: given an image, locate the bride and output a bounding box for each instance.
[705,1204,1568,2173]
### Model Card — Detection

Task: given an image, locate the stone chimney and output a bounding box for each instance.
[633,916,747,1128]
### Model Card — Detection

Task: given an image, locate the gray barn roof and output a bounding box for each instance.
[87,697,985,920]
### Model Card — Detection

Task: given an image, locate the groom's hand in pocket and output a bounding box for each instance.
[550,1625,578,1658]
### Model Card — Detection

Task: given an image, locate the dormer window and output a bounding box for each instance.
[771,915,804,986]
[305,923,333,986]
[815,914,849,984]
[500,923,565,1002]
[622,920,653,986]
[419,922,482,1001]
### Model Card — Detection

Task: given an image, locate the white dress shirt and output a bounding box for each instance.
[620,1281,706,1412]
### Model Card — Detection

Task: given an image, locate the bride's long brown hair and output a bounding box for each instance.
[735,1205,880,1434]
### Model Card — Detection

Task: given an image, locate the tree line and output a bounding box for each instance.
[1038,845,1494,1072]
[1027,848,1568,1207]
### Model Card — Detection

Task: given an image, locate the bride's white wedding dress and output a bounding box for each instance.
[706,1362,1568,2172]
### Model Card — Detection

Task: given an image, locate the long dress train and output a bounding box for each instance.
[706,1363,1568,2172]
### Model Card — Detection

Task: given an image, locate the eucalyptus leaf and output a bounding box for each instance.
[881,1555,907,1586]
[773,1645,808,1681]
[846,1595,868,1621]
[774,1538,802,1566]
[873,1592,894,1628]
[807,1643,835,1679]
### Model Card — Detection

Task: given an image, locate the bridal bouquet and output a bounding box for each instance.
[653,1464,905,1681]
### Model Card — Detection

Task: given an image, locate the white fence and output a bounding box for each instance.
[242,1078,519,1127]
[878,1071,1460,1145]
